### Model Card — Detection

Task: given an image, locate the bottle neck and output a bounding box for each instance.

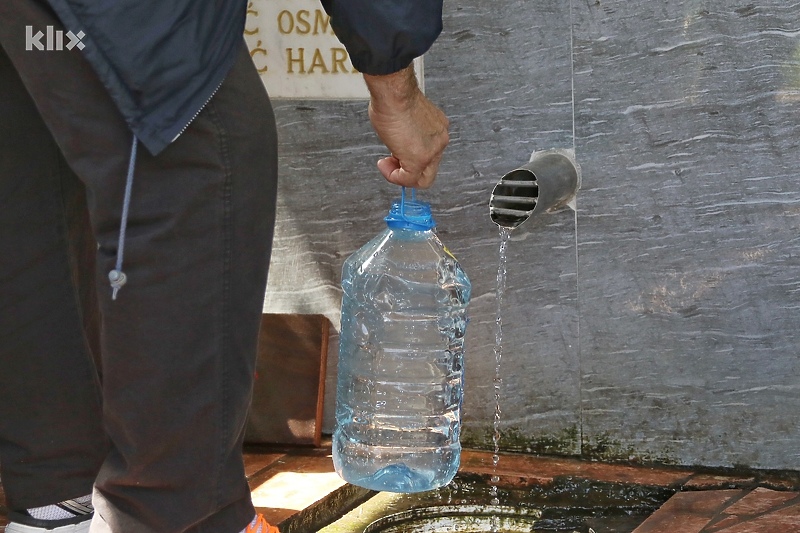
[385,198,435,231]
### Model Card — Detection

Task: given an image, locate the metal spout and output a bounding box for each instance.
[489,149,580,229]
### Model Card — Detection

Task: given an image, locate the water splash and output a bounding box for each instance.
[490,226,512,509]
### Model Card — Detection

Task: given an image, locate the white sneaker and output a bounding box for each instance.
[5,520,91,533]
[6,498,93,533]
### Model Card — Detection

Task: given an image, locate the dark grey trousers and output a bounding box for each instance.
[0,3,278,532]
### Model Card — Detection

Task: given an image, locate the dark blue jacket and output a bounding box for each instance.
[46,0,444,155]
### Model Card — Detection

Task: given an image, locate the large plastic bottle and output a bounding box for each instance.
[333,190,471,493]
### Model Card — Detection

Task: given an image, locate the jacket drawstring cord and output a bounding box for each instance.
[108,135,138,300]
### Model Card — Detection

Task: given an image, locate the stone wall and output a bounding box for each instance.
[262,0,800,471]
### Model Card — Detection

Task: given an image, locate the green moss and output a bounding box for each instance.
[581,432,677,465]
[461,424,580,456]
[461,425,678,465]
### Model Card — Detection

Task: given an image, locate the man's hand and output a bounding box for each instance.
[363,66,449,189]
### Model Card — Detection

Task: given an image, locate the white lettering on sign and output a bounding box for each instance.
[244,0,423,99]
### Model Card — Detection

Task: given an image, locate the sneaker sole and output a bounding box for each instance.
[6,520,91,533]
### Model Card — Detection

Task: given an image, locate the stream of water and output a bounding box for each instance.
[489,226,512,509]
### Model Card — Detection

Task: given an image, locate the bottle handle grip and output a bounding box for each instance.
[399,186,417,218]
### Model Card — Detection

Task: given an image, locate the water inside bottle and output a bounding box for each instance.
[334,221,471,493]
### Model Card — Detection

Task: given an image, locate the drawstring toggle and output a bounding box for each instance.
[108,270,127,300]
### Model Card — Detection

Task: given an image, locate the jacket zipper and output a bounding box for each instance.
[171,80,225,142]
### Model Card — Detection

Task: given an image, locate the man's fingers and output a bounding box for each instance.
[377,156,401,181]
[420,152,443,188]
[377,157,439,189]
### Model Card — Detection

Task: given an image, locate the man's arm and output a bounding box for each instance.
[319,0,448,188]
[363,65,449,189]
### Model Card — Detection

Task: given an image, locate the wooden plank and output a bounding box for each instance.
[245,314,330,446]
[315,319,330,447]
[247,449,345,527]
[243,451,287,480]
[632,490,744,533]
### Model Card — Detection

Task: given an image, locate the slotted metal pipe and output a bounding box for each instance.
[489,150,580,229]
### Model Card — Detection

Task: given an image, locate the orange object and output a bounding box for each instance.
[245,514,279,533]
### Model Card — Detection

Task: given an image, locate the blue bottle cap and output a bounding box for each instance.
[385,191,435,231]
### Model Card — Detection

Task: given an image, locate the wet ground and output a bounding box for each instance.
[318,475,669,532]
[1,444,799,532]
